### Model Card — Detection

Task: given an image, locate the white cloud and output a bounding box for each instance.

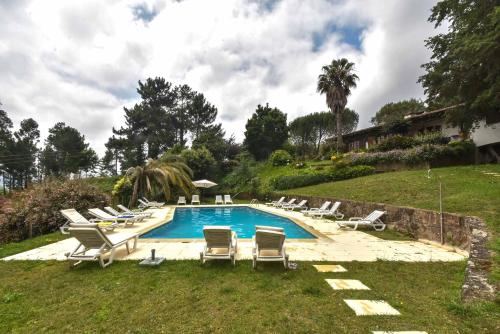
[0,0,441,155]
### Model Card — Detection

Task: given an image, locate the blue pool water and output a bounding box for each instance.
[141,206,315,239]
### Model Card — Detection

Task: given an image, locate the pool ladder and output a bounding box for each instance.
[250,199,260,207]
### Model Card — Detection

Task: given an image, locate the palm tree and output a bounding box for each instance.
[317,58,359,151]
[126,155,194,207]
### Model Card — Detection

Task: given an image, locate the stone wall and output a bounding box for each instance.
[283,194,471,249]
[276,193,495,302]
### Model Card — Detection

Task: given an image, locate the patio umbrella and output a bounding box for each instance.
[192,179,218,202]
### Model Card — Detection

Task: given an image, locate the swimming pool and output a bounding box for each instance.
[141,206,316,239]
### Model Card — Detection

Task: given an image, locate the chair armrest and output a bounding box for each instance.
[349,217,363,221]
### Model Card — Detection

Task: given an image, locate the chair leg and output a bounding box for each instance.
[252,256,257,269]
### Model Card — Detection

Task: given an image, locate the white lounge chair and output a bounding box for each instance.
[138,199,162,209]
[105,206,150,220]
[252,226,289,269]
[309,201,344,219]
[117,204,153,217]
[60,209,118,234]
[224,195,233,204]
[283,199,307,211]
[301,201,331,216]
[177,196,187,205]
[88,208,140,227]
[277,198,296,209]
[336,210,387,231]
[200,226,238,266]
[191,195,201,205]
[65,223,138,268]
[142,197,165,206]
[215,195,223,204]
[265,197,285,206]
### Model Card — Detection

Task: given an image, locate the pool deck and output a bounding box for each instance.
[2,205,468,262]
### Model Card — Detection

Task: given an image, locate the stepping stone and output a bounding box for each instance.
[313,264,347,272]
[372,332,428,334]
[344,300,400,316]
[326,279,370,290]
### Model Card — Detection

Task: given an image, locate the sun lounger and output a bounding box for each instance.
[65,223,138,268]
[309,201,344,219]
[265,197,285,206]
[283,199,307,211]
[200,226,238,266]
[105,206,149,220]
[88,208,140,227]
[301,201,331,216]
[177,196,187,205]
[336,210,386,231]
[60,209,118,234]
[142,197,165,206]
[277,198,296,209]
[117,204,153,217]
[215,195,223,204]
[224,195,233,204]
[252,226,289,269]
[138,199,162,209]
[191,195,201,205]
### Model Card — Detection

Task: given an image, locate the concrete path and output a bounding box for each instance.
[2,205,467,262]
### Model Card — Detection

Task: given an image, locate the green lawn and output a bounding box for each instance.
[285,164,500,280]
[0,260,498,333]
[0,232,68,259]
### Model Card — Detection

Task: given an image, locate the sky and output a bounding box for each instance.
[0,0,444,155]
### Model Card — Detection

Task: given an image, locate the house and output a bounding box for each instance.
[339,106,500,163]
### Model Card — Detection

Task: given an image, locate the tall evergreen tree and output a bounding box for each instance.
[189,92,218,141]
[173,84,195,146]
[244,103,288,160]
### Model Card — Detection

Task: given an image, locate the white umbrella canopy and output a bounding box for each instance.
[192,179,218,188]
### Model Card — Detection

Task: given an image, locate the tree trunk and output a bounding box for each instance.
[336,107,343,152]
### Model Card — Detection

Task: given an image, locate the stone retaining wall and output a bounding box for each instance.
[277,193,495,302]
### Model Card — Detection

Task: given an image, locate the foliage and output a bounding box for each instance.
[371,99,426,125]
[84,176,120,195]
[289,110,358,158]
[125,156,194,206]
[419,0,500,135]
[269,150,292,166]
[244,103,289,160]
[317,58,359,151]
[0,179,108,244]
[40,122,98,176]
[349,141,475,166]
[180,146,216,179]
[220,155,257,193]
[0,107,40,188]
[270,165,374,190]
[112,78,219,170]
[369,133,450,152]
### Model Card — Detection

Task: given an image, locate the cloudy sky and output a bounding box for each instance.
[0,0,443,155]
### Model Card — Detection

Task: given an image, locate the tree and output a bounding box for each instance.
[180,146,216,179]
[419,0,500,137]
[371,99,426,125]
[12,118,40,186]
[126,156,193,206]
[40,122,97,176]
[173,84,195,147]
[192,123,227,161]
[244,103,288,160]
[189,92,218,142]
[289,116,316,158]
[317,58,359,151]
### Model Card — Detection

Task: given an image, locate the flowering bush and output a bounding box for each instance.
[350,141,475,166]
[0,179,109,244]
[269,150,292,166]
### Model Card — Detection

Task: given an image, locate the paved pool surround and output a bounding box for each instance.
[2,204,467,263]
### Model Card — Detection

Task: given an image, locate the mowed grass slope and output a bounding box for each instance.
[1,260,498,333]
[285,164,500,279]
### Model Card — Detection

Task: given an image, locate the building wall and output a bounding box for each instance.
[471,120,500,147]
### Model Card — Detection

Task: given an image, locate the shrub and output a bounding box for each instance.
[369,132,450,152]
[0,179,109,244]
[269,150,292,166]
[349,141,475,166]
[270,165,375,190]
[180,146,216,179]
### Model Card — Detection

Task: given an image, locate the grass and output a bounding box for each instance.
[0,232,68,259]
[0,260,498,333]
[83,176,120,194]
[284,164,500,280]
